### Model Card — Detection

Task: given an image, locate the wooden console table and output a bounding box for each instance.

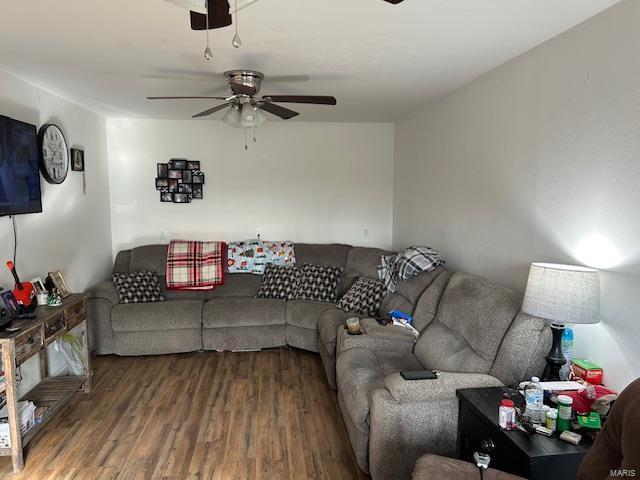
[0,294,92,473]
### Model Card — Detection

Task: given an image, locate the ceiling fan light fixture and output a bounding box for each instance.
[240,103,265,128]
[223,105,242,127]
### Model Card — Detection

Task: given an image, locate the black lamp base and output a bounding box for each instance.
[542,323,567,381]
[542,323,567,382]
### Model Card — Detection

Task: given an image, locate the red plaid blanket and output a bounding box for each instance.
[166,240,226,290]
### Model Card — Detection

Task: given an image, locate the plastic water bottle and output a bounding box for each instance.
[559,328,574,380]
[524,376,544,424]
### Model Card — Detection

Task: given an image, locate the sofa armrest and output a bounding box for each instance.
[337,319,417,356]
[360,318,417,340]
[85,281,118,354]
[383,371,503,403]
[367,372,504,479]
[86,280,119,304]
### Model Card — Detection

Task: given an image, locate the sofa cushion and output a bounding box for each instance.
[337,277,386,316]
[337,348,423,427]
[286,299,336,330]
[128,245,168,277]
[317,308,349,348]
[342,247,393,293]
[111,300,203,332]
[414,272,519,375]
[112,249,131,274]
[112,271,166,304]
[296,264,343,302]
[256,264,301,300]
[294,243,351,270]
[206,274,262,298]
[203,298,286,328]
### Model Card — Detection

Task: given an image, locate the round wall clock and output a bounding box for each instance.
[38,123,69,184]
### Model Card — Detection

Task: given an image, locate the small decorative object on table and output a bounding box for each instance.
[47,271,71,299]
[522,263,600,381]
[47,291,62,307]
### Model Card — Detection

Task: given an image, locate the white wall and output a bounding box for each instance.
[107,120,394,253]
[0,70,112,395]
[393,0,640,391]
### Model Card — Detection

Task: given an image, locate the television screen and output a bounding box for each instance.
[0,116,42,215]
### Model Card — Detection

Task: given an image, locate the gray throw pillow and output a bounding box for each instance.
[337,276,386,316]
[112,271,166,304]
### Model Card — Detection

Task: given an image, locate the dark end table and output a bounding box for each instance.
[456,387,590,480]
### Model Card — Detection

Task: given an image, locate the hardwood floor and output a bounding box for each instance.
[0,348,368,480]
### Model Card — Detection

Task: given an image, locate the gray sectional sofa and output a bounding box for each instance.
[87,242,551,480]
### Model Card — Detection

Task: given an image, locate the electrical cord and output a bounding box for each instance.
[11,215,17,265]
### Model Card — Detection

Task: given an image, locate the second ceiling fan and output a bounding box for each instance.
[185,0,404,30]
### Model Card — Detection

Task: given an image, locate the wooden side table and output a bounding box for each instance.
[0,294,92,473]
[456,387,589,480]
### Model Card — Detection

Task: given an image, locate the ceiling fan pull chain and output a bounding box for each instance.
[244,128,249,150]
[204,0,213,60]
[253,126,257,143]
[232,0,242,48]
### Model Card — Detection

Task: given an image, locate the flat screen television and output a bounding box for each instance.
[0,115,42,215]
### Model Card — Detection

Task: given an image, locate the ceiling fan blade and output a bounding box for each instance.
[258,102,300,120]
[383,0,404,3]
[263,95,337,105]
[190,0,232,29]
[193,103,231,118]
[147,96,227,100]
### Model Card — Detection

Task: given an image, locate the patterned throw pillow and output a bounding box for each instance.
[337,277,387,316]
[296,264,343,303]
[256,264,301,300]
[112,271,166,304]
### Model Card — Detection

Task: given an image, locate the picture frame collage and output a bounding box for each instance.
[156,159,205,203]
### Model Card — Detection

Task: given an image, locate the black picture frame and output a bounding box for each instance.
[169,159,188,170]
[192,173,205,184]
[173,193,189,203]
[156,159,205,203]
[178,183,193,194]
[71,148,85,172]
[156,178,169,190]
[157,163,168,178]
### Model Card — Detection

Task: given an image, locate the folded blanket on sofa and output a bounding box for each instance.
[227,239,295,274]
[166,240,226,290]
[377,246,445,293]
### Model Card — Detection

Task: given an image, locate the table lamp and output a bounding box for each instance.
[522,263,600,381]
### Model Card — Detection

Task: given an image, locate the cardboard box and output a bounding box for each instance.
[572,358,603,385]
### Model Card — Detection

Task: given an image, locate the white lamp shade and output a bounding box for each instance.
[522,263,600,325]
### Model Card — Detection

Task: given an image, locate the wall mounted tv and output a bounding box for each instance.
[0,115,42,216]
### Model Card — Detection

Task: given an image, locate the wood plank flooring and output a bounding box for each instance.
[0,348,368,480]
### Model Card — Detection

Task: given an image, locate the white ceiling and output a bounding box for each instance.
[0,0,619,122]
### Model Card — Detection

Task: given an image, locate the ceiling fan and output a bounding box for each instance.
[147,69,337,124]
[167,0,404,31]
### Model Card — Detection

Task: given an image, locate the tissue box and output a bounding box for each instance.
[572,358,603,385]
